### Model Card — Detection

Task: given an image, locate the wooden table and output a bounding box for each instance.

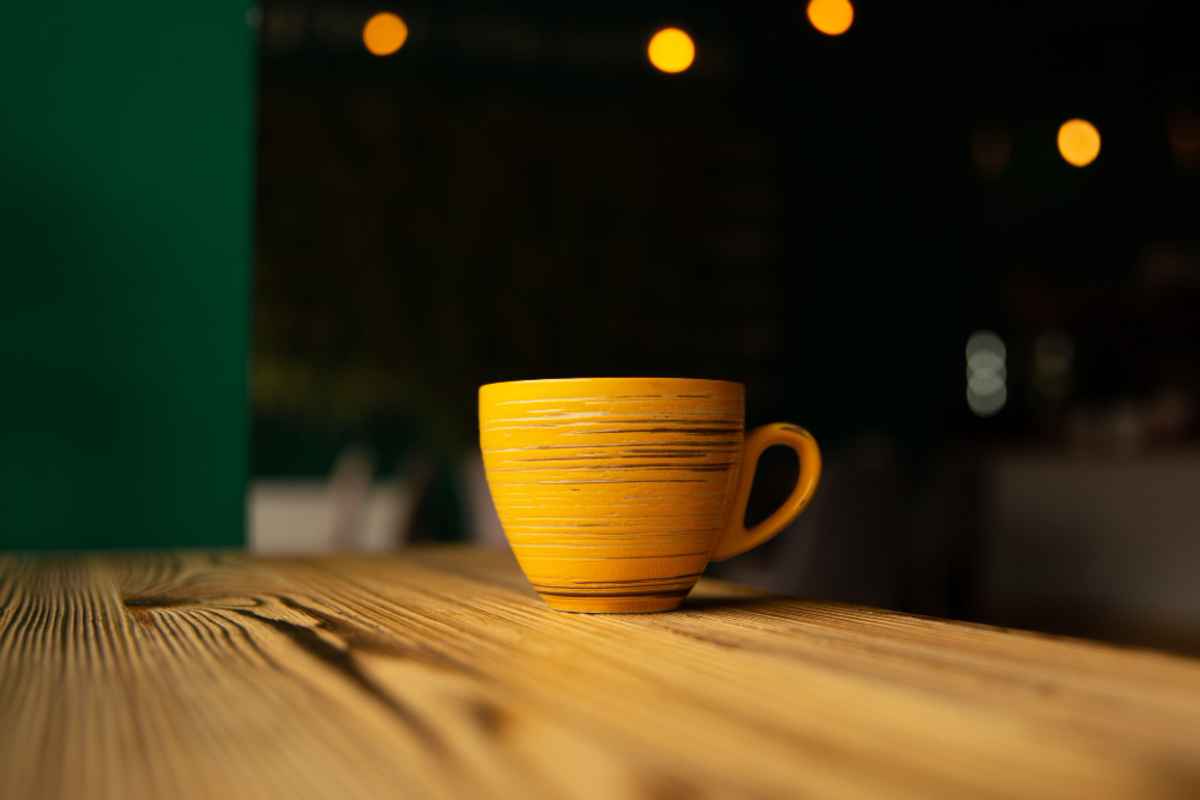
[3,548,1200,799]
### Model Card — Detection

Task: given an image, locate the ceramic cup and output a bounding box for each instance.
[479,378,821,613]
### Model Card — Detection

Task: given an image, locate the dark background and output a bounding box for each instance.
[254,0,1200,451]
[250,0,1200,654]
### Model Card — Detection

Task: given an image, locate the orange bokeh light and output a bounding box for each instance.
[647,28,695,74]
[363,12,408,57]
[807,0,854,36]
[1057,118,1101,167]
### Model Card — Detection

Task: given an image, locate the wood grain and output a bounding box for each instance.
[2,548,1200,800]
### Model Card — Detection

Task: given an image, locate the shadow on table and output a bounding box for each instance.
[681,595,778,613]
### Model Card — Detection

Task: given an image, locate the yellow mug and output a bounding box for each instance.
[479,378,822,613]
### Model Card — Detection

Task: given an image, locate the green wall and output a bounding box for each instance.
[0,3,254,548]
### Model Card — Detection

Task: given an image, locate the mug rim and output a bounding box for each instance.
[479,376,743,392]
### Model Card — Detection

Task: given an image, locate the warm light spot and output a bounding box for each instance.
[647,28,695,74]
[1057,118,1101,167]
[363,12,408,57]
[807,0,854,36]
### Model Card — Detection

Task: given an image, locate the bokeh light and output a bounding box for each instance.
[806,0,855,36]
[647,28,695,74]
[966,331,1007,417]
[363,12,409,57]
[1057,118,1101,167]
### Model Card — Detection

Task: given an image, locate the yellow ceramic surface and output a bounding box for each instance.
[479,378,822,613]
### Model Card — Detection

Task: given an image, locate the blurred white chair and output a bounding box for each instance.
[250,446,423,554]
[251,447,508,553]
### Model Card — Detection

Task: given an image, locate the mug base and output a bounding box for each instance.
[540,593,686,614]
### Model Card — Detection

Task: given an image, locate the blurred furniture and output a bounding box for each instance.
[4,549,1200,799]
[250,444,420,552]
[980,449,1200,653]
[0,3,253,549]
[249,450,500,552]
[249,479,415,553]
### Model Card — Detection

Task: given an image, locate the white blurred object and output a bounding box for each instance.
[966,330,1007,417]
[249,482,336,553]
[329,447,375,549]
[250,479,417,553]
[250,446,422,553]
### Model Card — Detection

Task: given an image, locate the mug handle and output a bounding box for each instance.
[710,423,822,562]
